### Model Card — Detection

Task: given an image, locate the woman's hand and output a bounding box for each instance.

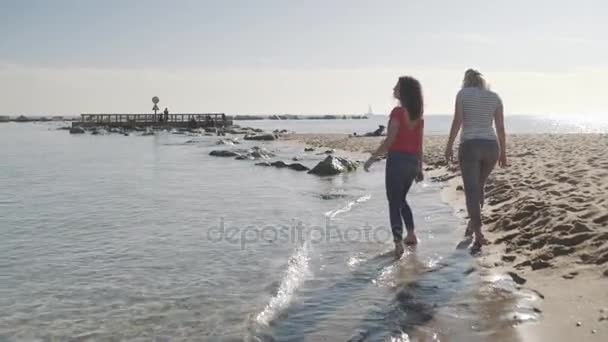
[444,144,454,164]
[364,157,376,172]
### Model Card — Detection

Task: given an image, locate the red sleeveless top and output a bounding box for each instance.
[388,107,424,154]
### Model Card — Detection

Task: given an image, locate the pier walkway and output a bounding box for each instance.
[73,113,232,128]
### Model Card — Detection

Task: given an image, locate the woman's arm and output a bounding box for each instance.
[494,102,508,167]
[371,117,399,159]
[445,96,463,163]
[364,117,400,171]
[416,119,425,181]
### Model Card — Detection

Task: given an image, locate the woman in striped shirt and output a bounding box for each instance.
[445,69,508,250]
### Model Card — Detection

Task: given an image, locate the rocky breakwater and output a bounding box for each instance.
[255,161,310,172]
[210,145,359,175]
[209,146,275,160]
[244,133,278,141]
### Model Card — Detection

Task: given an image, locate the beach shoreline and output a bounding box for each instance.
[286,132,608,341]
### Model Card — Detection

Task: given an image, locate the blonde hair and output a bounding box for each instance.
[462,68,487,89]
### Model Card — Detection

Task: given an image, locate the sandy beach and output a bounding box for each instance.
[287,132,608,341]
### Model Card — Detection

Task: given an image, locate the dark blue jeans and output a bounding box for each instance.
[385,151,418,242]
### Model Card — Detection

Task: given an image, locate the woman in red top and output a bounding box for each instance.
[364,76,424,257]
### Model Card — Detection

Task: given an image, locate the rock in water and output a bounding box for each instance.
[304,147,315,152]
[288,163,309,171]
[244,134,277,141]
[216,139,234,145]
[270,161,288,168]
[320,193,347,200]
[255,161,308,171]
[209,150,240,157]
[249,147,274,159]
[69,127,85,134]
[308,156,358,176]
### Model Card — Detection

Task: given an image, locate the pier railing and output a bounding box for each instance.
[75,113,232,128]
[80,113,227,123]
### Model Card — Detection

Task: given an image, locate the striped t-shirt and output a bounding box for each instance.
[457,87,502,142]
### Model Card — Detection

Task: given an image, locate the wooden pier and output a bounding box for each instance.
[73,113,232,128]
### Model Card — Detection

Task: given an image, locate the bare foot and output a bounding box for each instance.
[404,232,418,246]
[471,233,489,249]
[394,242,404,258]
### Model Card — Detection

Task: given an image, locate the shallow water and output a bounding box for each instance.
[240,114,608,135]
[1,123,541,341]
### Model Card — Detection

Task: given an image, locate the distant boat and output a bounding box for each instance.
[366,105,374,116]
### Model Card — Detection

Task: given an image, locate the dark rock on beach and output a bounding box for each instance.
[507,271,527,285]
[304,147,315,152]
[531,260,552,270]
[308,156,358,176]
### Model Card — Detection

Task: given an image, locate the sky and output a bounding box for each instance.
[1,0,607,116]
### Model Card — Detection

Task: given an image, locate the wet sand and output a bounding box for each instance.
[286,133,608,341]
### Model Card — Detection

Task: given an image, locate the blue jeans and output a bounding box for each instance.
[385,151,418,242]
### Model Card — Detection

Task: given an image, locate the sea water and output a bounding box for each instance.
[2,117,589,341]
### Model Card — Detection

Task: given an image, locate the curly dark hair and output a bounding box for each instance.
[397,76,424,121]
